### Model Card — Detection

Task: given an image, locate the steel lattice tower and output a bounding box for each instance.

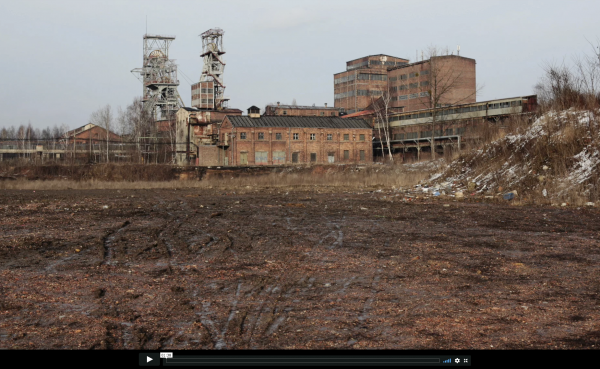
[191,28,228,110]
[132,34,184,122]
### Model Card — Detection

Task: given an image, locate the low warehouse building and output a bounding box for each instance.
[220,115,373,166]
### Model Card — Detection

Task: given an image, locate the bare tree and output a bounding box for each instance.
[534,62,582,111]
[419,46,482,160]
[370,89,394,162]
[118,97,154,163]
[6,126,16,139]
[90,105,113,162]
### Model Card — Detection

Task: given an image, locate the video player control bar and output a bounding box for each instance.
[152,355,472,366]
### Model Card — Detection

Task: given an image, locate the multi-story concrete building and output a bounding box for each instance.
[334,54,476,115]
[263,103,343,117]
[334,55,409,114]
[219,114,372,166]
[387,55,476,112]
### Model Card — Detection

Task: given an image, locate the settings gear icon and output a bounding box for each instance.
[455,358,460,363]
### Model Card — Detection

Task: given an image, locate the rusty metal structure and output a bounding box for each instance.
[191,28,228,110]
[131,34,184,122]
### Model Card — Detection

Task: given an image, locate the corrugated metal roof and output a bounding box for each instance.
[226,116,371,129]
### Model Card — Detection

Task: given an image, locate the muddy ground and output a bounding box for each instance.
[0,187,599,350]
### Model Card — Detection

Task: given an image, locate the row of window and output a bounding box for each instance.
[388,70,429,81]
[281,111,336,116]
[238,132,366,141]
[392,127,467,140]
[346,59,407,72]
[390,82,428,92]
[334,90,355,99]
[357,73,387,81]
[389,100,523,121]
[336,73,388,84]
[347,61,369,71]
[335,89,384,99]
[243,150,367,164]
[357,90,383,96]
[369,60,405,67]
[305,150,366,162]
[334,74,357,84]
[392,91,429,101]
[200,88,214,94]
[390,92,430,101]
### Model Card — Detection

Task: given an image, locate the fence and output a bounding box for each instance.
[0,138,178,165]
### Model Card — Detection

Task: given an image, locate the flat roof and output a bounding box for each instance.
[346,54,409,64]
[387,55,476,72]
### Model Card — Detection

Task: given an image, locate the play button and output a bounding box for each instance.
[139,353,159,366]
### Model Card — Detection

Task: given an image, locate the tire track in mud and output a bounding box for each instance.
[358,272,381,323]
[192,282,242,349]
[176,199,380,348]
[150,194,201,270]
[102,220,131,266]
[239,213,354,344]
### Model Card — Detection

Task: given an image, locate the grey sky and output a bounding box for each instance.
[2,0,599,130]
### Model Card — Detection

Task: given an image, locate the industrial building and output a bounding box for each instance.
[334,54,409,114]
[219,113,372,166]
[264,103,344,117]
[175,106,242,165]
[0,123,123,162]
[387,55,476,112]
[175,28,242,166]
[334,54,476,115]
[368,95,538,161]
[165,29,537,167]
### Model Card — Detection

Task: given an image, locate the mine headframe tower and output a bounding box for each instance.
[191,28,229,110]
[132,34,184,122]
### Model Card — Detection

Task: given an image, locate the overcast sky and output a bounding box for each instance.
[2,0,599,130]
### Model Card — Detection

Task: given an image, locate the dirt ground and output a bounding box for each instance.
[1,187,599,350]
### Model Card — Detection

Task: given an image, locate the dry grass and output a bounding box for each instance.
[0,164,431,191]
[438,109,600,205]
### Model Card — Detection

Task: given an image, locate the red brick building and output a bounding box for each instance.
[334,54,476,115]
[63,123,121,143]
[334,54,409,114]
[219,115,372,166]
[387,55,476,112]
